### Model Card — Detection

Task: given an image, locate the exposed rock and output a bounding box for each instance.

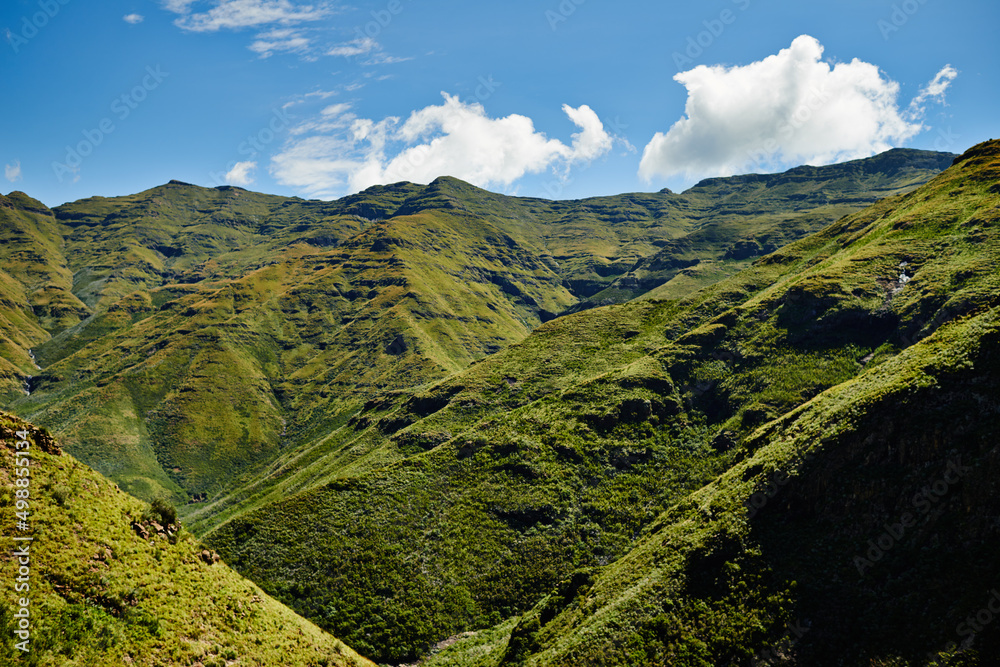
[384,334,408,355]
[131,521,150,540]
[200,549,221,565]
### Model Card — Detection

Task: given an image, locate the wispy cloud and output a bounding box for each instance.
[325,36,409,65]
[163,0,198,12]
[123,14,145,24]
[364,52,412,65]
[326,36,378,57]
[639,35,950,183]
[249,27,311,57]
[162,1,416,64]
[166,0,330,33]
[271,94,612,199]
[224,160,257,186]
[5,160,22,183]
[908,64,958,116]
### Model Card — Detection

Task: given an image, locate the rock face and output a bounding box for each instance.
[200,549,221,564]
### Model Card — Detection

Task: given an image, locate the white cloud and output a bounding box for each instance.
[321,102,352,116]
[271,94,613,199]
[325,37,410,65]
[224,161,257,186]
[909,64,958,116]
[326,36,378,57]
[639,35,950,183]
[167,0,329,33]
[249,28,310,57]
[163,0,197,12]
[123,13,145,24]
[364,52,411,65]
[305,89,339,99]
[5,161,22,183]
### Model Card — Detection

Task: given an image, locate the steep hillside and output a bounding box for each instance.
[489,288,1000,667]
[203,140,1000,664]
[598,148,957,304]
[1,150,952,509]
[0,410,375,666]
[0,192,89,400]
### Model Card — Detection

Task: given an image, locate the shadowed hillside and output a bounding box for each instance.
[1,146,982,664]
[0,150,952,510]
[198,142,1000,663]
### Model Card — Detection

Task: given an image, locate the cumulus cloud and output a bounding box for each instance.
[224,161,257,186]
[271,94,613,198]
[166,0,329,33]
[639,35,953,182]
[123,14,144,24]
[5,161,22,183]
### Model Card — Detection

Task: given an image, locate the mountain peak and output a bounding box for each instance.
[950,137,1000,166]
[3,190,52,214]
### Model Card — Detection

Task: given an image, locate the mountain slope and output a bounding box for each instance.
[0,410,375,666]
[0,192,89,400]
[599,148,958,304]
[202,141,1000,664]
[427,141,1000,666]
[493,294,1000,666]
[2,150,953,510]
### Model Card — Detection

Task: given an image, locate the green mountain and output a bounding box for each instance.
[0,145,979,664]
[0,410,375,666]
[597,147,960,305]
[203,140,1000,664]
[1,149,951,512]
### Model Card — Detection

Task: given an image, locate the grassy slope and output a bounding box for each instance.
[0,410,375,666]
[499,298,1000,667]
[2,151,951,512]
[0,192,89,400]
[204,141,999,664]
[595,148,957,306]
[431,143,1000,666]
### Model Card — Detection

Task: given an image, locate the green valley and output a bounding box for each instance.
[5,142,1000,665]
[0,149,953,509]
[201,142,1000,664]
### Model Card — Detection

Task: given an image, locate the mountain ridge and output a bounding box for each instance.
[1,145,985,664]
[199,140,1000,663]
[0,148,955,509]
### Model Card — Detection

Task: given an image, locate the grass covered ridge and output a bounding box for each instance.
[204,141,1000,664]
[1,150,952,514]
[0,410,375,666]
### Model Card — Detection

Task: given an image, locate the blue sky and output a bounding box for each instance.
[2,0,997,207]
